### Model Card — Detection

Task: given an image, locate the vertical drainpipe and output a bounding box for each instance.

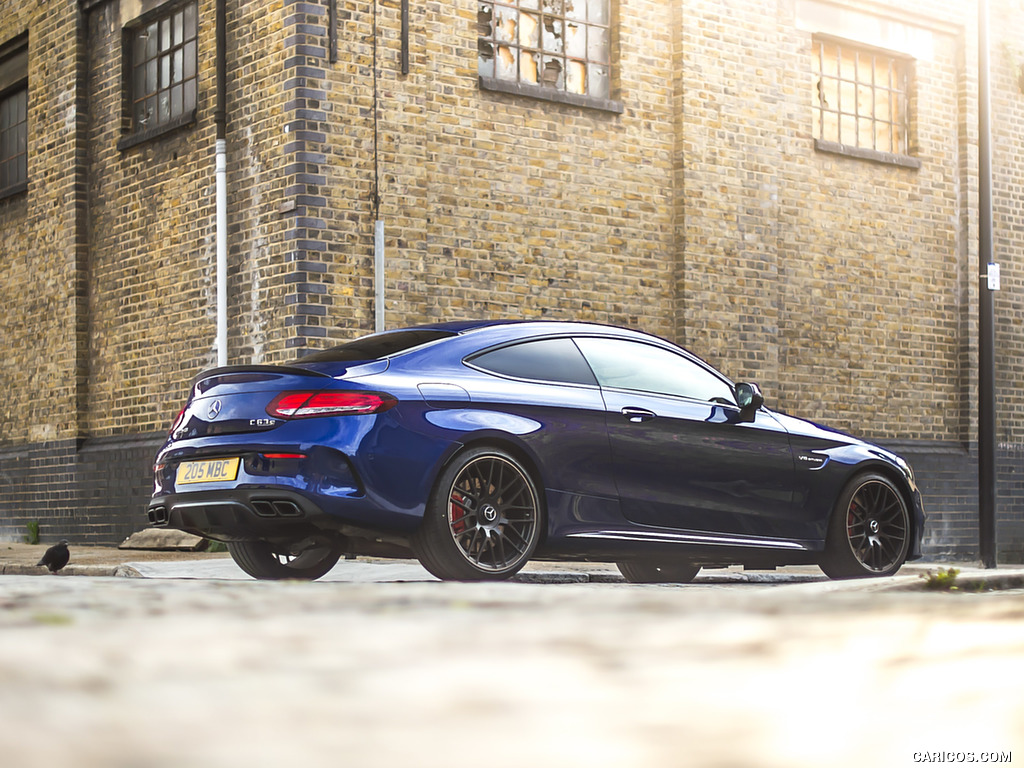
[372,0,384,333]
[215,0,228,366]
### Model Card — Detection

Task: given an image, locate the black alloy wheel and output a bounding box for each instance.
[414,447,542,581]
[616,561,701,584]
[227,540,341,580]
[820,472,910,579]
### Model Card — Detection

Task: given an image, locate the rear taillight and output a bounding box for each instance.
[168,406,187,436]
[266,391,397,419]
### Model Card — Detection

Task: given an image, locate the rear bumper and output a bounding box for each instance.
[147,489,336,542]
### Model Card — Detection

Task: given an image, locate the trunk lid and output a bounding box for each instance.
[172,365,334,440]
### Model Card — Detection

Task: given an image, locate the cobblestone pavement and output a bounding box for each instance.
[0,570,1022,768]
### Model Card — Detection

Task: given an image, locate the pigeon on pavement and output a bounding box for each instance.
[37,540,70,573]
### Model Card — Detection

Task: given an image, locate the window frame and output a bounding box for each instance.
[477,0,623,114]
[118,0,199,151]
[0,32,28,200]
[810,34,920,170]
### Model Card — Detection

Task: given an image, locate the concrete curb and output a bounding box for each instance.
[0,564,143,578]
[888,571,1024,593]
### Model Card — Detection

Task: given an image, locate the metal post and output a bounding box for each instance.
[374,220,385,333]
[400,0,409,75]
[978,0,997,568]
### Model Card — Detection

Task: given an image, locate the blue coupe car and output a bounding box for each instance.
[147,320,924,582]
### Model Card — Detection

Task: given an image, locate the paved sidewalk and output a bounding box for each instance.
[1,567,1022,768]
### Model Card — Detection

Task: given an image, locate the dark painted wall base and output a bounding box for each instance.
[1,435,1022,563]
[880,441,1023,564]
[0,433,165,545]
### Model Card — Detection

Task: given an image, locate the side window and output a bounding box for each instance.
[469,338,597,386]
[574,337,735,403]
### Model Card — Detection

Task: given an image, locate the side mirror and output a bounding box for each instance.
[735,382,764,411]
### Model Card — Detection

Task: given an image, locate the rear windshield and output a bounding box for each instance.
[296,329,456,363]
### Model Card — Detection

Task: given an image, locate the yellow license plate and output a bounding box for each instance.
[176,458,241,485]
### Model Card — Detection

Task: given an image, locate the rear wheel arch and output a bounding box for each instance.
[438,436,548,518]
[413,441,546,580]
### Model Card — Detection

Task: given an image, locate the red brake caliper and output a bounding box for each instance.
[450,492,467,534]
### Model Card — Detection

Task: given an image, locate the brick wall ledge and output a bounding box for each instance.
[78,432,167,454]
[881,440,969,456]
[478,76,624,114]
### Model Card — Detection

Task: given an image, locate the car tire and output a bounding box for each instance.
[227,540,341,580]
[413,446,543,581]
[819,472,911,580]
[616,561,700,584]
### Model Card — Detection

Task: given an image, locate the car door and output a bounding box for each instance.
[462,337,621,522]
[574,336,800,539]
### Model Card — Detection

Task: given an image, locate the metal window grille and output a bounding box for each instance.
[130,1,198,131]
[0,86,27,193]
[478,0,611,100]
[812,38,911,156]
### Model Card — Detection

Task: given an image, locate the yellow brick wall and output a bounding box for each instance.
[2,0,1023,450]
[0,0,83,445]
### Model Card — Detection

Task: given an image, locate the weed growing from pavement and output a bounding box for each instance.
[23,521,39,545]
[921,567,961,591]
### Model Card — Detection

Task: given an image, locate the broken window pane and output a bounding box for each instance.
[541,56,563,88]
[566,59,585,94]
[520,12,540,48]
[478,4,494,37]
[494,7,517,43]
[542,16,563,53]
[478,0,611,101]
[496,44,517,80]
[479,40,495,77]
[520,50,539,83]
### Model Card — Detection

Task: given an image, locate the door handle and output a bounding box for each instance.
[621,407,657,424]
